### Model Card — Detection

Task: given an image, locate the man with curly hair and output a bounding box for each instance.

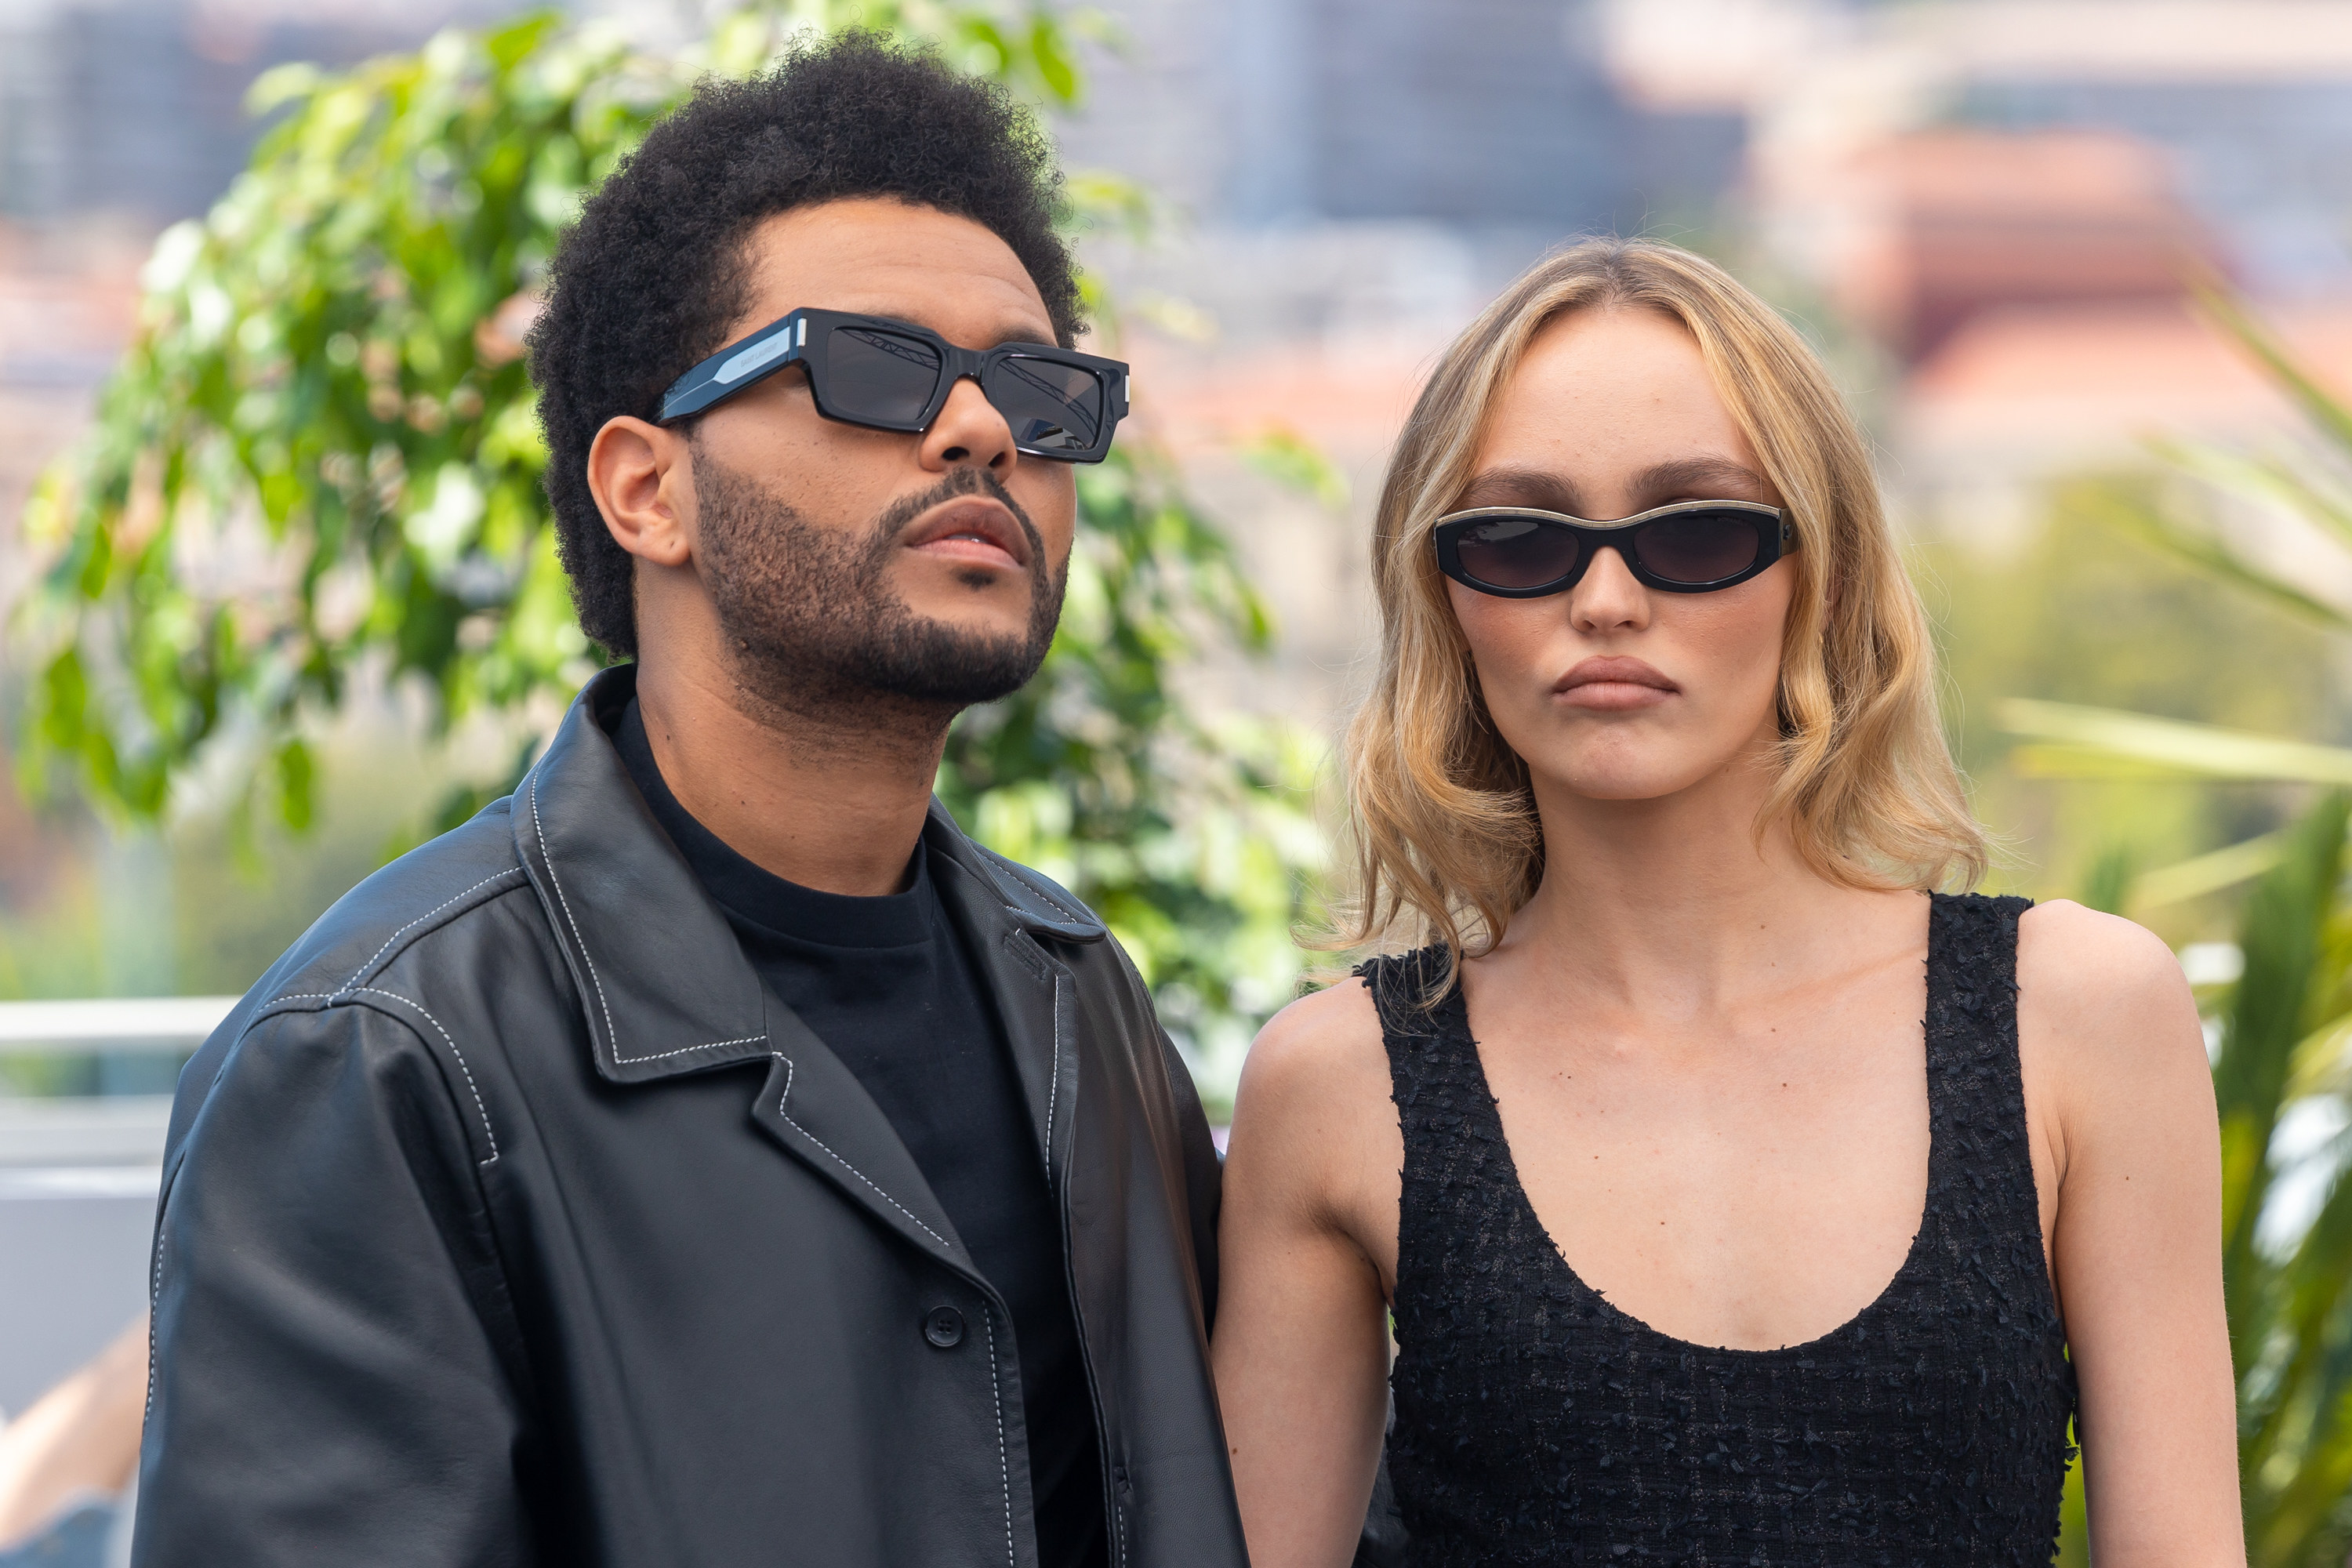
[135,35,1247,1568]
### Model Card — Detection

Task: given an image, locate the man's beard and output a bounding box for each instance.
[693,454,1065,720]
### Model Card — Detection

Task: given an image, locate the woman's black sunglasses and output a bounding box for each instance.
[1433,500,1797,597]
[658,307,1130,463]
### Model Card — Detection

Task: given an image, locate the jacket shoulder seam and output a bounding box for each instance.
[237,988,502,1167]
[348,987,501,1165]
[343,866,531,993]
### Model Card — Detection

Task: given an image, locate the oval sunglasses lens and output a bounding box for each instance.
[1632,509,1762,584]
[1455,516,1583,589]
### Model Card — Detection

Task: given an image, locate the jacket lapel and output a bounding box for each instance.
[513,669,771,1080]
[514,669,973,1280]
[746,997,972,1273]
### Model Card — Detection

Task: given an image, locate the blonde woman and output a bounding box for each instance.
[1213,240,2241,1566]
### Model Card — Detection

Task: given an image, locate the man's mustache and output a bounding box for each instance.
[866,469,1051,579]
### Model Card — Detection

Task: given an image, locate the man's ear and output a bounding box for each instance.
[587,415,696,569]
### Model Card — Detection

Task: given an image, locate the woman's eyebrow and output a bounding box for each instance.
[1630,456,1768,498]
[1455,466,1584,514]
[1454,457,1766,517]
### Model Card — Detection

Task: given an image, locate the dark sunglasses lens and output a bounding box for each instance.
[822,327,944,425]
[1451,517,1584,590]
[985,356,1105,454]
[1635,510,1763,584]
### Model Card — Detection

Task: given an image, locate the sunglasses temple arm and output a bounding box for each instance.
[659,314,808,423]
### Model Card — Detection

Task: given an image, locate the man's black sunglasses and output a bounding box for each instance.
[657,307,1130,463]
[1433,500,1797,597]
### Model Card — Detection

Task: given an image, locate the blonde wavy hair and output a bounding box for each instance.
[1337,238,1984,972]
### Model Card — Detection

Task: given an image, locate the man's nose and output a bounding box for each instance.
[920,376,1017,473]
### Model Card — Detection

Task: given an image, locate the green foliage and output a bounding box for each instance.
[9,1,1322,1083]
[2211,797,2352,1566]
[1921,487,2338,906]
[2001,702,2352,789]
[2075,285,2352,643]
[1989,294,2352,1562]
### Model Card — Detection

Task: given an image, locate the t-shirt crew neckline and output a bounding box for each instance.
[613,696,933,949]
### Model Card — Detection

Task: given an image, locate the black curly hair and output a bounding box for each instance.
[528,32,1084,659]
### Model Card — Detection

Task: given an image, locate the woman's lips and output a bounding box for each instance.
[1555,655,1678,711]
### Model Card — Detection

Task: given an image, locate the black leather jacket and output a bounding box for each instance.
[133,668,1249,1568]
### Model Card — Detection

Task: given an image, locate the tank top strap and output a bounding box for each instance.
[1355,947,1508,1269]
[1921,891,2049,1268]
[1356,946,1482,1133]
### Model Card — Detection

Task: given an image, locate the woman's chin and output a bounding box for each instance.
[1537,753,1744,805]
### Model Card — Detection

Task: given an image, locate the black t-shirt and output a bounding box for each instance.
[613,699,1105,1568]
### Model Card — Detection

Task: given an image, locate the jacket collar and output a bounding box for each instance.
[513,665,1105,1088]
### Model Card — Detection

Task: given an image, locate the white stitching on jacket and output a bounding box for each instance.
[143,1232,164,1420]
[1043,971,1062,1178]
[612,1034,767,1065]
[522,775,754,1067]
[350,987,500,1165]
[982,1309,1016,1568]
[773,1057,950,1250]
[528,775,618,1059]
[978,846,1094,927]
[343,869,526,990]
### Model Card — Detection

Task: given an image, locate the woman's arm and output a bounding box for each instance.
[2021,902,2245,1566]
[1213,979,1400,1568]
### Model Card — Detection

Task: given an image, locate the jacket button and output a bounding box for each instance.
[923,1306,966,1348]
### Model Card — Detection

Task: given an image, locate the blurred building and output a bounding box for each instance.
[1062,0,1744,238]
[0,0,514,225]
[1813,129,2226,363]
[1595,0,2352,582]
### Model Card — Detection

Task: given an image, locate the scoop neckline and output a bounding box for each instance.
[1439,978,1935,1360]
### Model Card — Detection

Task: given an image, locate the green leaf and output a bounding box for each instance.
[1028,13,1078,103]
[2132,831,2288,912]
[1240,424,1349,512]
[2068,484,2352,634]
[2216,797,2347,1378]
[1998,699,2352,786]
[2198,279,2352,465]
[2152,437,2352,557]
[275,738,316,833]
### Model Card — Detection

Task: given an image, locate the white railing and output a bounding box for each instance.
[0,996,238,1052]
[0,997,238,1171]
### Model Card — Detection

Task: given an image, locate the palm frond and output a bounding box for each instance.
[2197,280,2352,465]
[2216,797,2349,1379]
[2132,831,2288,912]
[1998,700,2352,786]
[2066,485,2352,635]
[2153,437,2352,556]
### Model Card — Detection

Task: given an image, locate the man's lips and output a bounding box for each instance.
[1555,655,1679,711]
[901,498,1029,571]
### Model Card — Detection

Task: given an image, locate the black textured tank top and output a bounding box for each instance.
[1361,893,2077,1566]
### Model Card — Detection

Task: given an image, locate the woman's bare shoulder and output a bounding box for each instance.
[2016,898,2209,1099]
[1236,976,1391,1113]
[1226,974,1405,1252]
